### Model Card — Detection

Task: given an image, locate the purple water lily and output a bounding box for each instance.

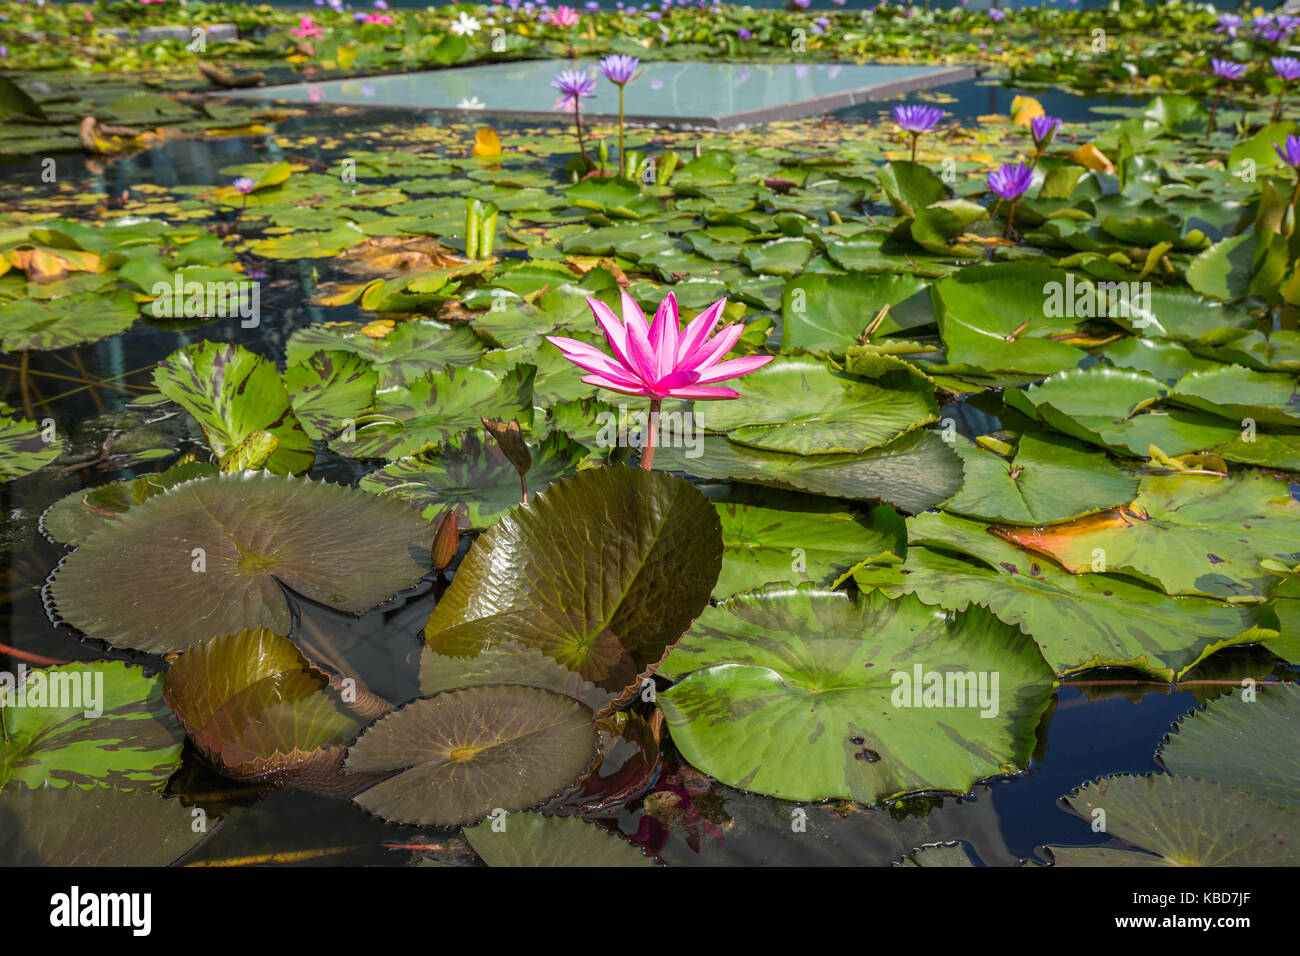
[1272,57,1300,122]
[1254,15,1286,43]
[601,55,640,167]
[232,177,256,195]
[892,103,946,161]
[1272,56,1300,81]
[893,103,945,134]
[1274,134,1300,168]
[737,26,751,39]
[550,69,597,164]
[600,54,640,85]
[1207,60,1246,140]
[1211,58,1247,81]
[1216,13,1242,38]
[987,161,1033,238]
[988,8,1005,21]
[550,68,597,100]
[1030,114,1061,151]
[987,161,1033,202]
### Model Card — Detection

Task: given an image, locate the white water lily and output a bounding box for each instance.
[457,96,486,110]
[450,12,481,35]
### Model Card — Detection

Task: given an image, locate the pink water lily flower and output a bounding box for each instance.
[548,292,772,468]
[291,15,324,39]
[549,5,580,26]
[548,292,771,401]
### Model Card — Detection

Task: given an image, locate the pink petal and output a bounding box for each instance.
[623,311,661,384]
[581,373,656,398]
[586,296,635,369]
[691,354,774,384]
[655,367,702,390]
[663,384,741,400]
[675,298,726,365]
[546,336,641,380]
[683,322,745,372]
[619,290,650,337]
[649,292,680,379]
[562,351,641,382]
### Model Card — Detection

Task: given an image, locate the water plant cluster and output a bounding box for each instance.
[0,1,1297,869]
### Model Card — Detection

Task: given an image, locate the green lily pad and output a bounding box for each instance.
[0,290,138,351]
[1185,232,1254,302]
[940,432,1138,525]
[933,262,1088,375]
[893,842,979,867]
[420,640,608,712]
[692,354,937,455]
[854,511,1277,680]
[153,341,314,475]
[250,223,368,259]
[651,430,963,514]
[42,461,217,546]
[781,271,927,354]
[1004,366,1247,458]
[1103,336,1221,382]
[1048,775,1300,866]
[0,662,183,790]
[335,364,535,460]
[710,486,904,598]
[48,473,433,653]
[0,405,63,480]
[284,320,485,389]
[1169,365,1300,427]
[740,237,813,276]
[566,176,658,219]
[1119,286,1257,343]
[658,587,1056,804]
[877,161,949,218]
[993,471,1300,600]
[463,811,656,867]
[359,427,592,529]
[283,350,378,442]
[0,786,213,866]
[162,628,364,784]
[346,685,598,827]
[1157,682,1300,809]
[425,466,722,713]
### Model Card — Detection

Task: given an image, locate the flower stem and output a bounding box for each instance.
[618,85,625,169]
[1275,81,1288,124]
[640,398,661,471]
[574,102,590,166]
[910,133,918,163]
[1206,90,1219,141]
[1003,200,1018,239]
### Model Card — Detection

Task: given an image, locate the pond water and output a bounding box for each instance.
[2,75,1294,867]
[219,59,972,128]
